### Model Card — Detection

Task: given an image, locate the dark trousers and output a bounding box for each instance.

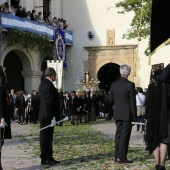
[136,115,145,131]
[33,108,39,123]
[59,107,63,126]
[40,122,54,161]
[10,105,14,119]
[115,120,132,160]
[26,111,33,123]
[18,108,25,123]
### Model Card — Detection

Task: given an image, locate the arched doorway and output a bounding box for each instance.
[4,51,24,91]
[97,63,120,91]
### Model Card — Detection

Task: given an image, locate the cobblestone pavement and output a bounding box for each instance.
[1,120,146,170]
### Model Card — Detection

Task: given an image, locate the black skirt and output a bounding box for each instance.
[161,122,170,144]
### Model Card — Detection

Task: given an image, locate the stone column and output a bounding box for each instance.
[54,0,62,18]
[22,71,43,93]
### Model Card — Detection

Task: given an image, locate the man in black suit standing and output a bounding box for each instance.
[9,89,16,120]
[109,64,137,163]
[39,67,60,166]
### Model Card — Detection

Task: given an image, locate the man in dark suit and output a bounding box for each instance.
[90,90,97,122]
[9,89,16,120]
[39,67,60,166]
[109,64,137,163]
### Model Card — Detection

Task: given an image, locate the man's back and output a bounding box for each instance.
[109,77,136,121]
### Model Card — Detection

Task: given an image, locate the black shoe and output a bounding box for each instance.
[115,158,133,163]
[155,165,159,170]
[41,160,56,166]
[41,160,49,165]
[159,166,166,170]
[49,158,60,164]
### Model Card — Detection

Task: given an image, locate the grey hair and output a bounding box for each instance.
[119,65,131,77]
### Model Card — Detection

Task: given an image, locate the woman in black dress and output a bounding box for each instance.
[144,63,170,170]
[0,66,12,170]
[16,91,26,125]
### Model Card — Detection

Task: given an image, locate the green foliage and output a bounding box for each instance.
[116,0,152,55]
[6,28,55,56]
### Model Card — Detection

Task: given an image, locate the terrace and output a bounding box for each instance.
[0,12,73,45]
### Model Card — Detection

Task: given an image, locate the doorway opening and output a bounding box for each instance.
[4,51,24,91]
[97,63,120,91]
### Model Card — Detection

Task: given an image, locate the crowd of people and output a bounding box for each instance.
[1,63,170,170]
[7,89,40,125]
[5,85,112,127]
[0,2,69,30]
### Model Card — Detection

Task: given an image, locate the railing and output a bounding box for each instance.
[0,12,73,45]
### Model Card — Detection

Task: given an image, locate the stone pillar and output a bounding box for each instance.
[22,71,43,93]
[54,0,62,18]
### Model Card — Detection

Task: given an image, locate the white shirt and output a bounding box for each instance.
[136,93,146,106]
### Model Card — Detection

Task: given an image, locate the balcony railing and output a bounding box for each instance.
[0,12,73,45]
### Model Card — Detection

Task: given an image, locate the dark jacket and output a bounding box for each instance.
[0,87,11,139]
[38,78,59,124]
[108,77,137,121]
[20,10,28,18]
[30,13,35,21]
[69,96,77,115]
[58,90,64,108]
[77,97,84,114]
[31,95,40,110]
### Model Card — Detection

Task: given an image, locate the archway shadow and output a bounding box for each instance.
[97,63,120,91]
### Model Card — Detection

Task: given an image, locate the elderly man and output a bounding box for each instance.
[39,67,60,166]
[109,64,137,163]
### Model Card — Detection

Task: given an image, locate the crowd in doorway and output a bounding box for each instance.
[0,2,69,30]
[58,90,113,125]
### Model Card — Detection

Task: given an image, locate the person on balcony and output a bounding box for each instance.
[35,12,44,23]
[63,20,69,30]
[15,6,22,17]
[52,17,58,29]
[27,11,31,20]
[20,7,28,18]
[30,9,36,21]
[2,2,10,14]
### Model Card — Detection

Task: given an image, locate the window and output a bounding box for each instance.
[43,0,49,16]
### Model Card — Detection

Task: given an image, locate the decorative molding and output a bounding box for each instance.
[106,29,115,46]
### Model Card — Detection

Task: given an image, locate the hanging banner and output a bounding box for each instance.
[57,60,63,89]
[54,27,66,69]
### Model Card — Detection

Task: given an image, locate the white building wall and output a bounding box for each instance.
[61,0,152,90]
[1,0,168,92]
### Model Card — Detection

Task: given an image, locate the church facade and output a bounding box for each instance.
[1,0,170,93]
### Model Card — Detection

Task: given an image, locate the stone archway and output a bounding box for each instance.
[84,45,137,82]
[1,45,43,93]
[3,50,32,91]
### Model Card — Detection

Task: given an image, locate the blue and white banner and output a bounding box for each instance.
[1,13,53,40]
[65,30,73,45]
[54,27,66,69]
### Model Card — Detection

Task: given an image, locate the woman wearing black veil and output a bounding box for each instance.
[144,63,170,170]
[0,66,12,170]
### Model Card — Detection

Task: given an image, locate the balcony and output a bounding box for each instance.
[0,12,73,45]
